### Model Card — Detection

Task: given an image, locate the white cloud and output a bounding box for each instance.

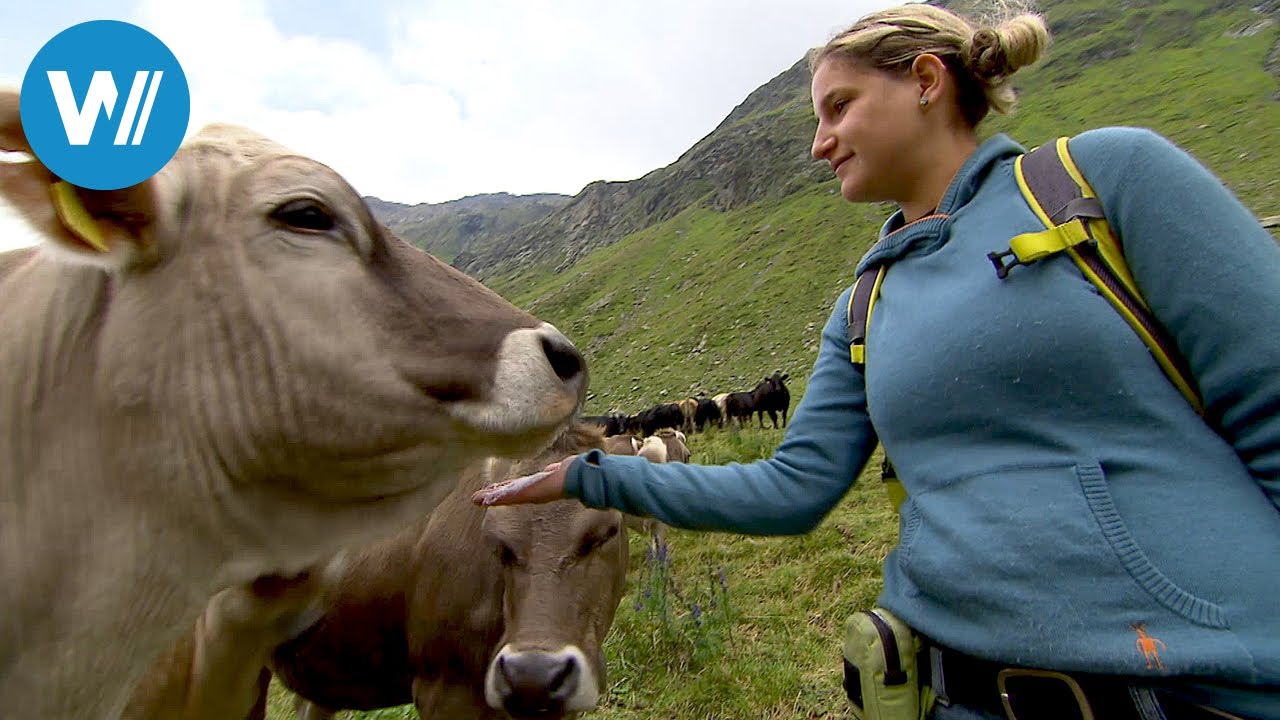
[1,0,882,247]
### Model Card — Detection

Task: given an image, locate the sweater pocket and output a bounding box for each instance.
[896,460,1228,630]
[1075,462,1228,629]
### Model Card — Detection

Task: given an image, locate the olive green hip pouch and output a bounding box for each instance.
[843,608,934,720]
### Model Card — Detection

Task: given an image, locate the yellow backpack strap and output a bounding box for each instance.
[988,137,1204,414]
[845,265,905,512]
[847,264,887,366]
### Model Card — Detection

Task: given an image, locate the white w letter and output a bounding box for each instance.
[47,70,120,146]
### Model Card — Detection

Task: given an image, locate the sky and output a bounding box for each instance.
[0,0,895,210]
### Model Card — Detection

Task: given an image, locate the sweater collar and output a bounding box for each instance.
[855,133,1026,275]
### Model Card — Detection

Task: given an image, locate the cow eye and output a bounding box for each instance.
[271,199,335,232]
[576,524,619,558]
[496,543,520,568]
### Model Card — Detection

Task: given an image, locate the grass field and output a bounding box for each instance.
[263,426,898,720]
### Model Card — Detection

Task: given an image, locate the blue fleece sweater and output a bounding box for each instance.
[566,129,1280,713]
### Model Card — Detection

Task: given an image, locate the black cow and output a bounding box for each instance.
[581,412,633,437]
[637,403,684,436]
[694,397,722,431]
[578,415,613,431]
[752,372,791,429]
[604,413,629,437]
[723,392,755,429]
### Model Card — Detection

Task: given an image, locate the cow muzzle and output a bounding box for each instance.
[484,644,598,718]
[450,323,587,444]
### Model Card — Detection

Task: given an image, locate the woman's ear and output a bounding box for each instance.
[909,53,949,107]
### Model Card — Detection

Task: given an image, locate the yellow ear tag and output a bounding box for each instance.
[50,181,109,253]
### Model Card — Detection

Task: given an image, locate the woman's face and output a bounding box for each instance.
[810,57,926,205]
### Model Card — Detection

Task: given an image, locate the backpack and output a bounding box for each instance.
[846,136,1205,512]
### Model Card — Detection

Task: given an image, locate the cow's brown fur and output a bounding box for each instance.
[270,424,628,720]
[677,397,698,434]
[0,87,585,718]
[602,434,640,456]
[651,428,691,463]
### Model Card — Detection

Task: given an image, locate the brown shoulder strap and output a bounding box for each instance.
[847,265,886,366]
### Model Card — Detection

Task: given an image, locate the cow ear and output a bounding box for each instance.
[0,88,28,152]
[0,87,158,269]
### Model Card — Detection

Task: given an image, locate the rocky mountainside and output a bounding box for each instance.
[366,192,570,263]
[446,59,829,279]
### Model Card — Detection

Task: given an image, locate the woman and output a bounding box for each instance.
[475,4,1280,718]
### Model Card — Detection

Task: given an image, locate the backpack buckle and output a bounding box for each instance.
[986,248,1025,279]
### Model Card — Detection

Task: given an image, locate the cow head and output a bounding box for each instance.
[652,428,690,463]
[0,88,587,579]
[479,426,627,719]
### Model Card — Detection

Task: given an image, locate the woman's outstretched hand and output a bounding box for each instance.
[470,454,579,506]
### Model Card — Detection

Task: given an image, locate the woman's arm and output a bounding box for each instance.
[565,286,881,535]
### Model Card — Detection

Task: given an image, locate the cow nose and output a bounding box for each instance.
[538,326,585,387]
[496,652,580,717]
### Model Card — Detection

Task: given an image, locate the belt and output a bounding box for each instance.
[919,642,1243,720]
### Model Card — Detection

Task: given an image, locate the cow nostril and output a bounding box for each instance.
[498,653,579,713]
[540,333,584,384]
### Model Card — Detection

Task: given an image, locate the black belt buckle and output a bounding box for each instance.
[997,668,1096,720]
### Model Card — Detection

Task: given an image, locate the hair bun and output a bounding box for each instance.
[964,15,1051,82]
[965,28,1009,80]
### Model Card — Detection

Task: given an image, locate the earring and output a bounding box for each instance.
[920,96,928,106]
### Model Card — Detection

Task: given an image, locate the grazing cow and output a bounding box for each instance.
[636,402,683,437]
[723,391,756,429]
[677,397,698,434]
[651,428,690,463]
[694,397,722,431]
[577,414,613,431]
[603,434,641,456]
[636,435,669,464]
[0,89,586,718]
[620,430,689,551]
[620,413,642,436]
[271,423,628,720]
[711,392,730,424]
[752,371,791,429]
[601,412,629,437]
[122,566,336,720]
[627,436,673,550]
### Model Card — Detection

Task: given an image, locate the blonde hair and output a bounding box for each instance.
[808,2,1051,126]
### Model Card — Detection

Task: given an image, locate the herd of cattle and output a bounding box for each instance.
[0,90,764,720]
[582,370,792,437]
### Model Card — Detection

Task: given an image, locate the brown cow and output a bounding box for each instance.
[0,88,585,718]
[602,433,641,456]
[270,423,628,719]
[677,397,698,434]
[620,430,689,551]
[651,428,691,463]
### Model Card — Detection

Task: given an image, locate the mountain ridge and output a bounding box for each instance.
[369,0,1278,416]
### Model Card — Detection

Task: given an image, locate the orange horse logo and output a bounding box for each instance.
[1132,623,1167,670]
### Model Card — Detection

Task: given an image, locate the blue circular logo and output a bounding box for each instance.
[21,20,190,191]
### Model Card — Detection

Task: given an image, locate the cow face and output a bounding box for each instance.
[0,92,587,577]
[480,499,627,718]
[653,429,690,463]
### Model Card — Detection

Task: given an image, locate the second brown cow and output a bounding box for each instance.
[269,424,629,719]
